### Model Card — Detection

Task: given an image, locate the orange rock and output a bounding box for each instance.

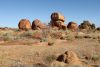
[50,12,66,30]
[18,19,31,31]
[67,22,78,31]
[64,51,82,64]
[57,51,82,64]
[32,19,46,30]
[50,20,66,30]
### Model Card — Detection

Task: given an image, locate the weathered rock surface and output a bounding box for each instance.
[18,19,31,31]
[32,19,46,30]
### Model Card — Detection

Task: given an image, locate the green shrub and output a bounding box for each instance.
[40,38,48,42]
[45,55,56,63]
[66,64,86,67]
[3,32,14,41]
[21,30,33,37]
[33,63,47,67]
[92,54,100,62]
[65,34,75,40]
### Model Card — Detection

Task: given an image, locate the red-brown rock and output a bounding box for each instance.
[67,22,78,31]
[51,12,65,22]
[57,51,82,64]
[50,20,66,30]
[18,19,31,31]
[32,19,46,30]
[50,12,66,30]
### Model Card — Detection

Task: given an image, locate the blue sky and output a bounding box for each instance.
[0,0,100,28]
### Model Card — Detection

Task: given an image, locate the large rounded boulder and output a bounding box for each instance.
[18,19,31,31]
[32,19,46,30]
[51,12,65,22]
[67,22,78,31]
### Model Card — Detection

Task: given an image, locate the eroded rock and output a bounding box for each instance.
[18,19,31,31]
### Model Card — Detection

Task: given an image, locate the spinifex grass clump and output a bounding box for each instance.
[0,31,15,41]
[20,30,33,37]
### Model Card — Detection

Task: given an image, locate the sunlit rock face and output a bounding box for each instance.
[32,19,46,30]
[18,19,31,31]
[50,12,66,30]
[67,21,78,31]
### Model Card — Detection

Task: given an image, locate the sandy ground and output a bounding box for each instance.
[0,38,100,67]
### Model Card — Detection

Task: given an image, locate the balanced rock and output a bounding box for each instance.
[50,12,66,30]
[51,12,65,22]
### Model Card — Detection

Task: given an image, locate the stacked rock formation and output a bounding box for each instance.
[18,19,31,31]
[50,12,66,30]
[32,19,46,30]
[67,22,78,31]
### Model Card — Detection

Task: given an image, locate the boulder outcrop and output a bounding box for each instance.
[18,19,31,31]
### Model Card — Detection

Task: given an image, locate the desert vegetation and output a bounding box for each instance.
[0,12,100,67]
